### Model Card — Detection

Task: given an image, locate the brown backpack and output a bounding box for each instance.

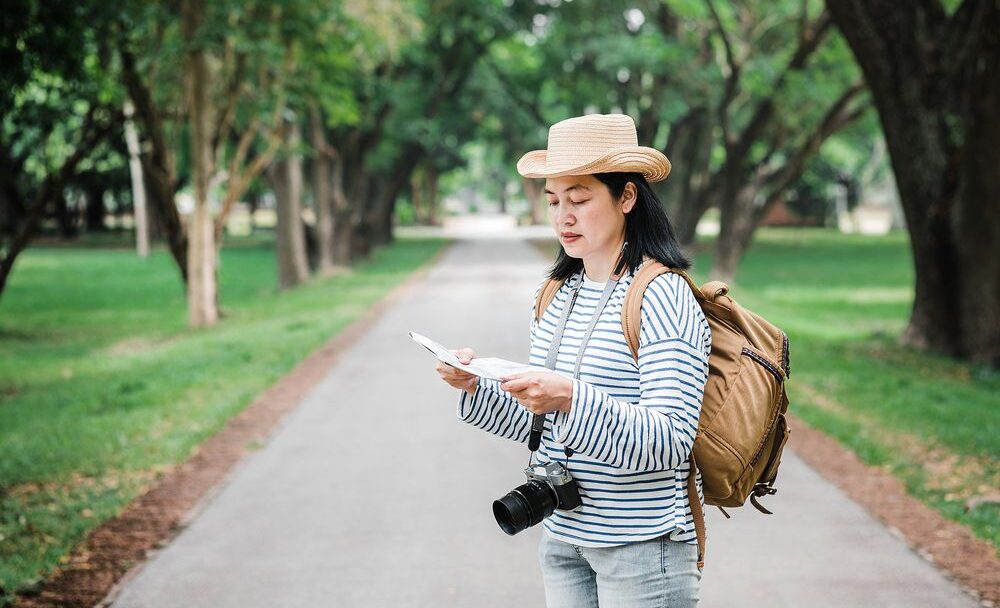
[534,258,792,569]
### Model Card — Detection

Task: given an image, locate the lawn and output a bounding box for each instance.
[2,227,997,604]
[533,228,999,555]
[720,229,999,557]
[0,235,449,603]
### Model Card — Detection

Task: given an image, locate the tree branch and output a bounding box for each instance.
[759,81,868,203]
[211,50,247,157]
[706,0,741,144]
[729,9,833,163]
[483,58,548,128]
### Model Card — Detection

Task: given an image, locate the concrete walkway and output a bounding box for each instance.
[110,235,978,608]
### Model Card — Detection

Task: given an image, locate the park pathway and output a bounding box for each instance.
[110,231,978,607]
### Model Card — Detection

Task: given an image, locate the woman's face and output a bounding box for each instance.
[545,174,635,262]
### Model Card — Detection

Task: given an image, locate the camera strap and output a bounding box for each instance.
[528,245,627,454]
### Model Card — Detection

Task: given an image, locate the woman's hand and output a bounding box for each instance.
[500,372,574,415]
[435,347,479,394]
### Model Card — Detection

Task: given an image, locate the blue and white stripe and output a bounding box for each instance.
[458,268,712,547]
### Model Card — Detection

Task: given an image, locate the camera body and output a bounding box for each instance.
[523,461,582,511]
[493,460,582,536]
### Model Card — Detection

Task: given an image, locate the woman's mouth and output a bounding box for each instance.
[562,233,581,243]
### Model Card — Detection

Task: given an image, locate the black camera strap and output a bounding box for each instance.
[528,245,627,454]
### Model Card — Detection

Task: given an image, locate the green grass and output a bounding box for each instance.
[709,229,999,556]
[537,228,1000,554]
[0,236,449,603]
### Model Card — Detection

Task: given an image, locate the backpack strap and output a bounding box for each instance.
[624,259,710,570]
[621,261,724,361]
[534,277,566,323]
[622,260,688,361]
[688,455,706,571]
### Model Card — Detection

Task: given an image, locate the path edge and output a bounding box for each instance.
[13,240,455,608]
[786,413,998,606]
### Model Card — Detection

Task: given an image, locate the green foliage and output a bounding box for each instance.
[0,1,127,204]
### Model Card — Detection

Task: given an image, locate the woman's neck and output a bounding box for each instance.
[582,239,627,282]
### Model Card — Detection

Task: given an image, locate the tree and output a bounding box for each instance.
[179,0,303,326]
[117,19,190,283]
[269,121,310,289]
[825,0,1000,366]
[701,2,869,279]
[470,0,871,280]
[0,1,122,300]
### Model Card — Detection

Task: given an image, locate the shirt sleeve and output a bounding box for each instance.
[550,272,710,472]
[454,277,550,444]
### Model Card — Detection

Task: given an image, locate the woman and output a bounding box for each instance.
[436,114,711,607]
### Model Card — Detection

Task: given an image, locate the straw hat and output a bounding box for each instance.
[516,113,671,182]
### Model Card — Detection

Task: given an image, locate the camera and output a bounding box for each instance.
[492,461,582,535]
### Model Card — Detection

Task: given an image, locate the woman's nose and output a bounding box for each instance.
[553,201,574,225]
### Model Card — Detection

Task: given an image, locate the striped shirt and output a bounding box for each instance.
[457,266,712,547]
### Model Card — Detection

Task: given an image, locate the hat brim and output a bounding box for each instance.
[516,146,671,183]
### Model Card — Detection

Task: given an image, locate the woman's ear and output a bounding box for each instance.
[621,182,637,214]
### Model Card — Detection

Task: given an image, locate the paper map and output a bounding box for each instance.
[408,331,552,381]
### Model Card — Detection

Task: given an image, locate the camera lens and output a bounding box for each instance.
[492,480,556,536]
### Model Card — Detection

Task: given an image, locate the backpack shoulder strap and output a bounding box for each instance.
[622,261,728,362]
[624,261,714,569]
[534,277,566,322]
[622,260,678,361]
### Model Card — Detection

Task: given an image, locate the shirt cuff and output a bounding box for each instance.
[456,377,506,420]
[550,378,594,449]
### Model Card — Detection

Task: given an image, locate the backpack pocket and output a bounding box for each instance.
[696,345,784,506]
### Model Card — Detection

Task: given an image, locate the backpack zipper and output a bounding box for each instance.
[741,347,784,383]
[780,332,791,378]
[741,347,783,468]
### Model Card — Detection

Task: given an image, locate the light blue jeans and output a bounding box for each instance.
[538,532,701,607]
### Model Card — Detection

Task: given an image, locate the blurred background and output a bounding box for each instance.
[0,0,997,605]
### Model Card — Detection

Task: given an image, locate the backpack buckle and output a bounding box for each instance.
[750,484,777,514]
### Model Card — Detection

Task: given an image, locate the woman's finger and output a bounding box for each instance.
[451,347,476,364]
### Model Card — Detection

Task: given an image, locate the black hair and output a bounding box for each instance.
[546,172,691,281]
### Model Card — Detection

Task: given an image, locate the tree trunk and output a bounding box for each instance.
[309,107,335,273]
[183,0,218,327]
[123,101,150,257]
[953,13,1000,364]
[523,177,544,225]
[498,174,508,215]
[410,169,424,224]
[657,106,710,220]
[0,146,26,239]
[84,182,106,232]
[120,44,188,282]
[349,174,373,260]
[426,163,439,226]
[827,0,999,365]
[675,184,717,247]
[54,193,77,238]
[0,106,115,301]
[330,154,352,266]
[271,123,310,289]
[712,182,758,281]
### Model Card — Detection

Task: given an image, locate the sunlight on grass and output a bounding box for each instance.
[0,236,449,600]
[533,227,999,554]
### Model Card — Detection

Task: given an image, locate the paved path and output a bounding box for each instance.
[111,236,978,608]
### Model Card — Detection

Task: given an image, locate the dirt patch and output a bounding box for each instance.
[100,336,179,357]
[12,243,451,608]
[794,383,999,504]
[788,413,1000,606]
